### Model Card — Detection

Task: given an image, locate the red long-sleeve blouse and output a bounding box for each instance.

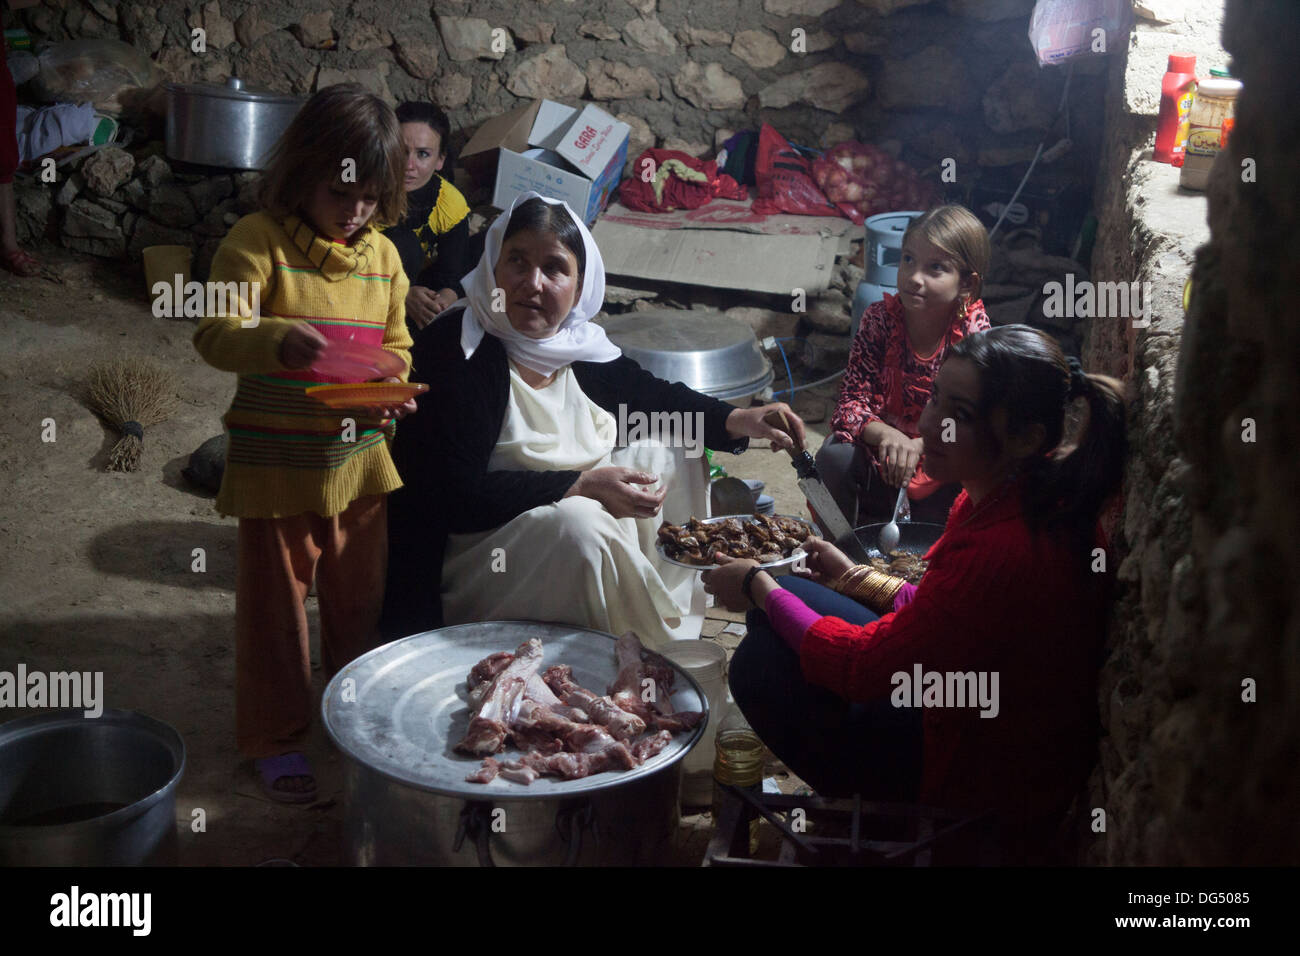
[798,482,1108,861]
[831,293,991,445]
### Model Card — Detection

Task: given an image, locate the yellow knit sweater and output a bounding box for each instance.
[193,211,413,519]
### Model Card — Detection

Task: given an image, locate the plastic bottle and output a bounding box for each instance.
[1154,54,1197,164]
[660,640,728,807]
[1179,73,1243,191]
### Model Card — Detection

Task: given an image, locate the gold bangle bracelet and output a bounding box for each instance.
[832,565,869,594]
[847,569,905,613]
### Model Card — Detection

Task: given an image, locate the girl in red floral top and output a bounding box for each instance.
[816,204,991,531]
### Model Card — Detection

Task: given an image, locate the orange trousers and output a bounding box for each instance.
[234,495,387,758]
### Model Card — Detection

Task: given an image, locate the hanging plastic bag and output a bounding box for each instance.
[29,39,161,115]
[1028,0,1132,67]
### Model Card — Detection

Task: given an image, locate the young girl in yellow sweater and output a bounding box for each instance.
[194,85,416,802]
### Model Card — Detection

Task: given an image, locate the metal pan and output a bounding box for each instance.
[323,622,709,866]
[835,521,945,560]
[323,621,706,800]
[656,514,814,572]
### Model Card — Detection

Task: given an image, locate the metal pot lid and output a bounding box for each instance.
[601,309,773,398]
[322,621,708,801]
[165,76,302,106]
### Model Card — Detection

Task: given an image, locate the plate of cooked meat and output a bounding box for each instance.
[656,513,815,571]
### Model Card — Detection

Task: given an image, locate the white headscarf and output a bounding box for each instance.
[457,191,620,376]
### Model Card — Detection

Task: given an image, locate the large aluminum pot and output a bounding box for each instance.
[323,622,708,866]
[600,310,774,406]
[165,76,302,169]
[0,709,185,866]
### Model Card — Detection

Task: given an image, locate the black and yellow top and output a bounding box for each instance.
[383,172,472,298]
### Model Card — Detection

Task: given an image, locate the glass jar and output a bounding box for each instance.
[711,709,764,854]
[1179,75,1242,191]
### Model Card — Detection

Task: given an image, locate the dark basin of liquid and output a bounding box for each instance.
[2,801,129,826]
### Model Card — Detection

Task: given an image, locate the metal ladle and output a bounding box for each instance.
[878,485,908,554]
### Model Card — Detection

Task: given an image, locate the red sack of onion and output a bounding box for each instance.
[811,142,938,224]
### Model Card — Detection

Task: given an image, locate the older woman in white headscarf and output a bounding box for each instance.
[381,192,805,647]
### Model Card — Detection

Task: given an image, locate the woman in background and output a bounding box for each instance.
[385,101,472,333]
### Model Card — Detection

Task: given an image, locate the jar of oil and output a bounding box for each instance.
[711,710,764,854]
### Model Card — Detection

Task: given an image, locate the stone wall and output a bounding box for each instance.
[1084,0,1298,863]
[12,0,1106,268]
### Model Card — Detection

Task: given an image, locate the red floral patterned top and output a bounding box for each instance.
[831,293,991,446]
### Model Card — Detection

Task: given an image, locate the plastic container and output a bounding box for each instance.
[661,640,729,807]
[1153,53,1196,164]
[1179,75,1242,190]
[851,210,925,339]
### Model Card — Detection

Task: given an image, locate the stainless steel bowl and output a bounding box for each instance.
[600,310,773,404]
[165,76,303,170]
[0,709,185,866]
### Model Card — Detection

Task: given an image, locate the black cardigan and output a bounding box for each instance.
[380,308,749,639]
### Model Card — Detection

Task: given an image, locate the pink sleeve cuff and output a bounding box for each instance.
[765,588,821,652]
[893,583,918,612]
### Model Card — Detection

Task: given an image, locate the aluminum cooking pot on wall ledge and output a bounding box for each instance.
[165,76,303,170]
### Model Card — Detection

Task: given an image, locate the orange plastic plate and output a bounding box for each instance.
[305,382,428,409]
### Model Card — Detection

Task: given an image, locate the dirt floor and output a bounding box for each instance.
[0,246,840,866]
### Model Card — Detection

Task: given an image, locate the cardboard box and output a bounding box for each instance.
[593,198,851,295]
[460,99,630,225]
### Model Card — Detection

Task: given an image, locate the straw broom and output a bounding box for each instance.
[85,358,181,472]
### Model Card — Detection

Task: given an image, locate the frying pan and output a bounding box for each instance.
[835,521,945,559]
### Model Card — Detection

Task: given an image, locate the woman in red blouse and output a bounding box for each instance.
[816,205,991,532]
[705,325,1128,863]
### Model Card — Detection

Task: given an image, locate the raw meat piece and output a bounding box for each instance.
[632,730,673,763]
[461,633,700,785]
[510,724,565,755]
[498,760,540,785]
[543,664,647,740]
[520,749,631,780]
[468,651,514,689]
[607,632,704,731]
[467,651,519,709]
[455,638,543,755]
[466,757,501,784]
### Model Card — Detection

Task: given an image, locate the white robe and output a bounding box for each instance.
[440,362,708,648]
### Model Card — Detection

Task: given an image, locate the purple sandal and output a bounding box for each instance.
[255,751,318,804]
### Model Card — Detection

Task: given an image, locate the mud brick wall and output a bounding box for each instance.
[1084,0,1298,863]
